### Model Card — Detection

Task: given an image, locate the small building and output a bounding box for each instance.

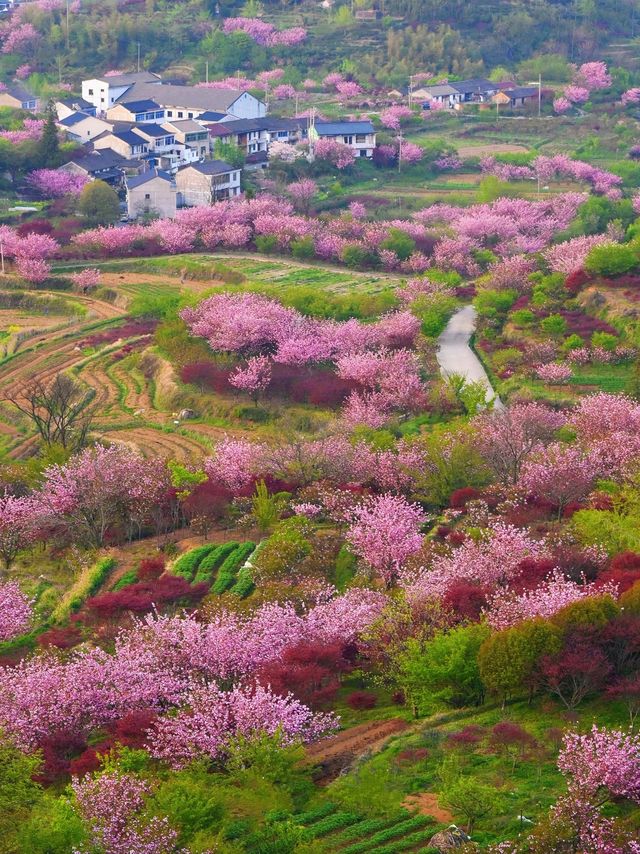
[55,97,96,120]
[498,86,539,108]
[58,149,141,185]
[126,168,176,220]
[93,129,150,159]
[175,160,241,206]
[115,82,266,120]
[161,119,211,159]
[57,111,113,143]
[311,121,376,158]
[106,99,165,124]
[450,78,498,103]
[0,83,38,111]
[81,71,161,112]
[414,84,459,107]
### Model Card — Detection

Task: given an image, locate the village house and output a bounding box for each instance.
[0,83,38,111]
[161,120,211,159]
[497,86,539,108]
[310,120,376,158]
[93,129,150,159]
[82,71,161,112]
[55,97,96,120]
[59,149,142,185]
[106,99,166,124]
[414,83,460,107]
[56,112,113,143]
[126,168,176,220]
[175,160,241,206]
[113,82,266,120]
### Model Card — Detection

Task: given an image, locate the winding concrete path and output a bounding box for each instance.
[436,304,502,407]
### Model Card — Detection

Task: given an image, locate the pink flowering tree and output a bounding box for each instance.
[2,23,41,54]
[39,445,169,547]
[273,83,296,100]
[314,138,356,169]
[70,268,101,292]
[475,402,565,485]
[72,771,179,854]
[0,493,40,570]
[518,443,602,518]
[0,581,32,640]
[26,170,88,198]
[622,88,640,106]
[535,363,573,384]
[574,61,612,91]
[15,64,31,80]
[380,105,413,130]
[223,18,307,47]
[228,355,272,403]
[564,85,590,104]
[558,725,640,805]
[336,80,363,98]
[150,682,337,768]
[553,97,571,114]
[345,493,426,587]
[287,178,318,212]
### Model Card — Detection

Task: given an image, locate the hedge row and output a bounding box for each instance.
[193,541,239,584]
[172,544,218,581]
[330,816,408,845]
[112,569,138,591]
[211,542,255,595]
[229,565,255,599]
[52,556,117,622]
[368,829,437,854]
[294,803,337,825]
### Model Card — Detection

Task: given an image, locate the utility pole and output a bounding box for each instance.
[0,237,5,276]
[136,42,141,73]
[408,75,414,108]
[205,61,209,84]
[538,73,542,118]
[65,0,70,50]
[398,129,403,173]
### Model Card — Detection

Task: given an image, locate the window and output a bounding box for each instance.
[155,111,164,119]
[177,111,183,118]
[343,135,353,144]
[188,112,193,119]
[167,110,173,117]
[355,134,366,143]
[88,88,94,96]
[135,114,144,122]
[145,193,151,200]
[145,112,154,120]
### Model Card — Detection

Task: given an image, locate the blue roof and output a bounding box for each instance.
[59,112,92,127]
[127,168,172,189]
[315,121,374,135]
[133,123,172,138]
[119,99,162,112]
[113,130,148,146]
[197,110,227,122]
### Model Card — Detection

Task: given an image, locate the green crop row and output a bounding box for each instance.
[330,815,407,844]
[368,828,437,854]
[229,566,254,598]
[302,811,361,839]
[211,542,255,595]
[193,541,239,584]
[294,802,337,825]
[51,556,117,622]
[341,816,433,854]
[172,544,218,582]
[112,569,138,590]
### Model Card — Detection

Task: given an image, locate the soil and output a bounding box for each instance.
[403,792,455,824]
[305,717,410,783]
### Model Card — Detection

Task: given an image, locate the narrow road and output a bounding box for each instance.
[436,304,502,407]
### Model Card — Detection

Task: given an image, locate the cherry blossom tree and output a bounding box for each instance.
[27,170,88,198]
[150,682,337,768]
[553,97,571,114]
[345,493,426,587]
[475,403,565,485]
[574,61,612,91]
[518,443,602,517]
[336,80,363,98]
[535,363,573,383]
[564,85,590,104]
[622,88,640,106]
[0,493,40,570]
[314,138,356,169]
[72,771,179,854]
[380,105,413,129]
[1,23,40,54]
[0,581,32,640]
[70,268,101,292]
[287,178,318,212]
[558,725,640,804]
[228,355,272,402]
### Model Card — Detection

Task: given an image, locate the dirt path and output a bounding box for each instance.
[305,717,410,782]
[403,792,454,824]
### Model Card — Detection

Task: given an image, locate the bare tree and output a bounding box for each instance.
[5,373,94,452]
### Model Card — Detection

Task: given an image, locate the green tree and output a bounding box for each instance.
[397,623,490,716]
[214,140,245,168]
[250,480,287,534]
[585,242,638,277]
[540,313,567,337]
[379,227,416,262]
[478,619,562,705]
[439,778,498,834]
[78,180,120,226]
[0,741,44,852]
[252,517,311,581]
[38,100,60,167]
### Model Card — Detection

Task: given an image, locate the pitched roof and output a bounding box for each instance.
[502,86,538,98]
[450,78,496,94]
[117,83,258,113]
[58,96,94,111]
[112,130,149,146]
[127,168,173,189]
[95,71,160,87]
[162,119,205,132]
[179,159,235,176]
[116,99,162,112]
[315,121,375,135]
[59,111,94,127]
[62,149,127,173]
[196,110,228,122]
[132,123,172,138]
[418,84,458,97]
[205,123,234,138]
[4,83,36,103]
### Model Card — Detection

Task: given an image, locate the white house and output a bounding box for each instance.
[81,71,161,113]
[175,160,241,206]
[310,121,376,158]
[126,168,177,220]
[56,111,113,143]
